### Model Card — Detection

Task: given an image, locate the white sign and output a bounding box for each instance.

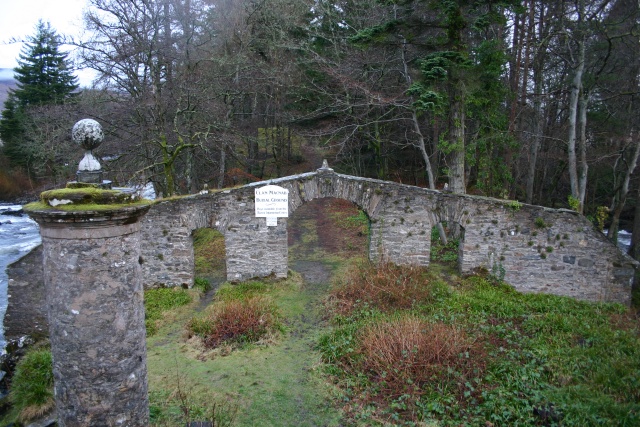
[255,185,289,218]
[266,217,278,226]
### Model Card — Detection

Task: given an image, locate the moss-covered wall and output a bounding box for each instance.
[139,168,636,305]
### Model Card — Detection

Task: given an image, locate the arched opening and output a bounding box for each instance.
[430,221,465,272]
[288,198,370,263]
[192,227,226,291]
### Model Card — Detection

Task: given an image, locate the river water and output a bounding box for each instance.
[0,204,41,353]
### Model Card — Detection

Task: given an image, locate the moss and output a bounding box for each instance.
[25,199,152,213]
[41,187,122,200]
[534,217,549,228]
[32,186,153,212]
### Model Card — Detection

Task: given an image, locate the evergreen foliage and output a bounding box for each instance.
[0,20,78,171]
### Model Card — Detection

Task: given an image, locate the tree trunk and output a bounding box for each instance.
[218,142,226,189]
[577,89,589,211]
[448,77,466,194]
[609,133,640,242]
[629,178,640,259]
[525,5,548,204]
[567,35,586,212]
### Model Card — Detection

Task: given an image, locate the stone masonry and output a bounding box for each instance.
[140,165,636,305]
[27,206,151,426]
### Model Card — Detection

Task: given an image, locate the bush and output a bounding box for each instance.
[187,296,280,348]
[358,317,475,398]
[0,165,32,200]
[327,261,448,316]
[10,348,54,423]
[194,277,212,292]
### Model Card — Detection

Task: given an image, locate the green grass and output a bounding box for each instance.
[334,209,370,236]
[317,266,640,426]
[193,228,226,280]
[5,345,54,424]
[146,272,343,427]
[145,287,194,335]
[215,281,269,302]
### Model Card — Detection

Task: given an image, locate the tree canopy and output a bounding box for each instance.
[0,20,78,176]
[2,0,640,248]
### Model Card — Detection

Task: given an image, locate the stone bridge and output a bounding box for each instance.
[139,163,636,305]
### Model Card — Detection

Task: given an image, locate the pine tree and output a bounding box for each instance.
[0,20,78,169]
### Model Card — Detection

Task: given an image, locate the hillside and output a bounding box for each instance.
[0,68,16,108]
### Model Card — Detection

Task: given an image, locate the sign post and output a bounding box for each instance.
[255,185,289,226]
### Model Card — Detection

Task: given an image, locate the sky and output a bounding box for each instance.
[0,0,96,86]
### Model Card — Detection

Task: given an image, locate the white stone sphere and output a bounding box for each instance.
[72,119,104,150]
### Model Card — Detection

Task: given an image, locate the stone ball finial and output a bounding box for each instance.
[73,119,103,174]
[72,119,104,151]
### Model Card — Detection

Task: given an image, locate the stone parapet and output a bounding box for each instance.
[138,168,636,305]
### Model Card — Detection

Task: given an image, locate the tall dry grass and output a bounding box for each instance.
[0,167,32,201]
[187,296,279,349]
[328,261,445,316]
[357,317,479,399]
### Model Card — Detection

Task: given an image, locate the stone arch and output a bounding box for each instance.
[429,220,466,272]
[287,197,371,259]
[139,167,636,304]
[191,227,227,285]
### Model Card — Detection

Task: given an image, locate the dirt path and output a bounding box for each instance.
[147,198,368,426]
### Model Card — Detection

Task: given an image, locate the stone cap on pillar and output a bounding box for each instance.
[24,186,152,236]
[317,159,334,175]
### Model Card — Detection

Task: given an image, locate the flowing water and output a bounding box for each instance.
[0,204,41,353]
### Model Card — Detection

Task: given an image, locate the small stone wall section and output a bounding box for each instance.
[140,168,636,305]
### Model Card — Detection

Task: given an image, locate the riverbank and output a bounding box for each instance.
[0,245,46,400]
[0,205,41,349]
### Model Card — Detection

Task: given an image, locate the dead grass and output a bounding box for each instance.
[18,398,55,423]
[327,261,446,316]
[357,317,479,398]
[0,166,32,200]
[187,296,280,349]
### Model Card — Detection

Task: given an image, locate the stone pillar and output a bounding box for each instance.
[27,204,151,426]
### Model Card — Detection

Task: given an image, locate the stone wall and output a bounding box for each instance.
[139,168,636,304]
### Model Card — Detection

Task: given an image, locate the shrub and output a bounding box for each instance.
[194,277,212,292]
[0,163,32,200]
[328,262,448,316]
[357,317,478,398]
[187,296,280,348]
[10,348,54,423]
